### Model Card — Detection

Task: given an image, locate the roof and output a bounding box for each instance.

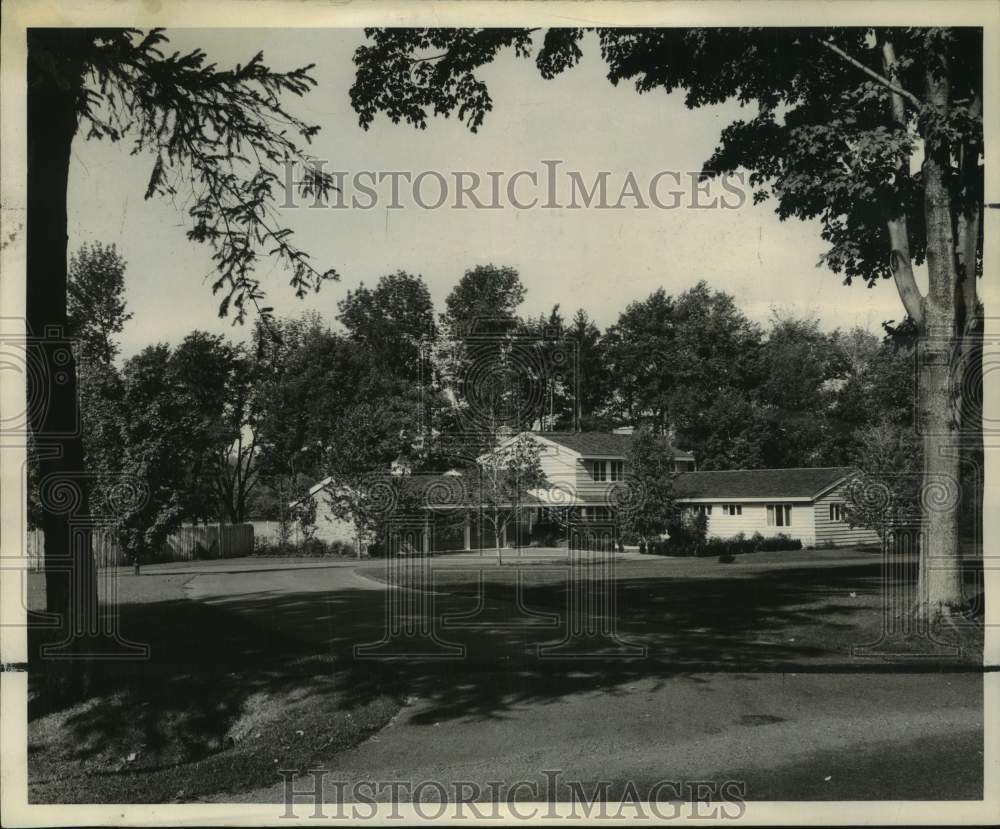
[303,473,477,507]
[536,431,695,461]
[673,467,857,501]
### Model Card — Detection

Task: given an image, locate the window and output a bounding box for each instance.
[829,503,845,522]
[590,461,607,482]
[722,504,742,516]
[610,460,624,482]
[766,504,792,527]
[691,504,712,516]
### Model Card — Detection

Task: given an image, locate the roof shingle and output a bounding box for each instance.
[537,431,695,460]
[673,467,856,500]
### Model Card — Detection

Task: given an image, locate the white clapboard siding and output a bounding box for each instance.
[813,486,881,546]
[702,503,817,546]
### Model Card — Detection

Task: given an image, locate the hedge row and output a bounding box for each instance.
[641,532,802,558]
[253,538,357,557]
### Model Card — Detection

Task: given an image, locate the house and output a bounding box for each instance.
[296,433,876,554]
[295,430,695,553]
[673,466,880,547]
[489,429,696,527]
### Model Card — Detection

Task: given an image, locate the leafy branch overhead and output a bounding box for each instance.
[64,28,339,324]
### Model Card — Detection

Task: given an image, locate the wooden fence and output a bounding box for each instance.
[25,523,254,570]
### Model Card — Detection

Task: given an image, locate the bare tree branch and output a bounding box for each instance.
[819,38,922,109]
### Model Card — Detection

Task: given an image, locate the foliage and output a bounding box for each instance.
[441,264,526,336]
[291,488,319,543]
[843,420,922,542]
[112,344,189,557]
[603,282,762,463]
[617,425,678,543]
[476,433,548,562]
[66,242,132,364]
[252,314,367,517]
[529,519,564,547]
[52,28,341,324]
[337,271,435,381]
[566,308,612,429]
[665,510,709,548]
[252,535,354,558]
[644,531,801,557]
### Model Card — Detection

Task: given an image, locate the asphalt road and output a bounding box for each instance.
[177,557,984,803]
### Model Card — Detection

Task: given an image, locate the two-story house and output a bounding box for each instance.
[487,430,695,530]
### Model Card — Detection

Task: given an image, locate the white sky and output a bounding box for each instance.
[66,29,910,358]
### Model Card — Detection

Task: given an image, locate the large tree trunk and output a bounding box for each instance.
[26,31,98,657]
[915,68,966,616]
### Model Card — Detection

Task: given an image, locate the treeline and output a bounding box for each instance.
[31,244,918,557]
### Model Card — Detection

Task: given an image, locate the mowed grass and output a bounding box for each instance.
[357,548,985,667]
[26,571,401,803]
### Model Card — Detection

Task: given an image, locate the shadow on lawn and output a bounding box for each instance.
[27,556,983,801]
[132,560,984,721]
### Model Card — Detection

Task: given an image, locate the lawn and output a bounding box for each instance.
[356,547,984,667]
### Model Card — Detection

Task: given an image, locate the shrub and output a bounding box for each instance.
[666,511,708,547]
[530,520,564,547]
[663,532,802,558]
[253,537,359,558]
[757,533,801,552]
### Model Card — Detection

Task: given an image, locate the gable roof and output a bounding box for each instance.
[673,467,857,501]
[536,431,695,461]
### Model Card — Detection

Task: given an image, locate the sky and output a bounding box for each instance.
[66,28,913,358]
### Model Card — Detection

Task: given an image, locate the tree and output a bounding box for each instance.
[602,288,676,431]
[753,314,842,468]
[566,309,612,429]
[252,315,365,527]
[665,283,762,463]
[828,325,917,457]
[441,264,525,336]
[338,270,435,381]
[323,394,429,557]
[476,433,547,565]
[27,242,132,531]
[27,28,338,647]
[617,425,678,548]
[523,304,580,431]
[434,266,542,452]
[601,282,760,461]
[169,332,250,524]
[66,242,132,365]
[844,420,922,554]
[351,26,983,616]
[114,345,191,560]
